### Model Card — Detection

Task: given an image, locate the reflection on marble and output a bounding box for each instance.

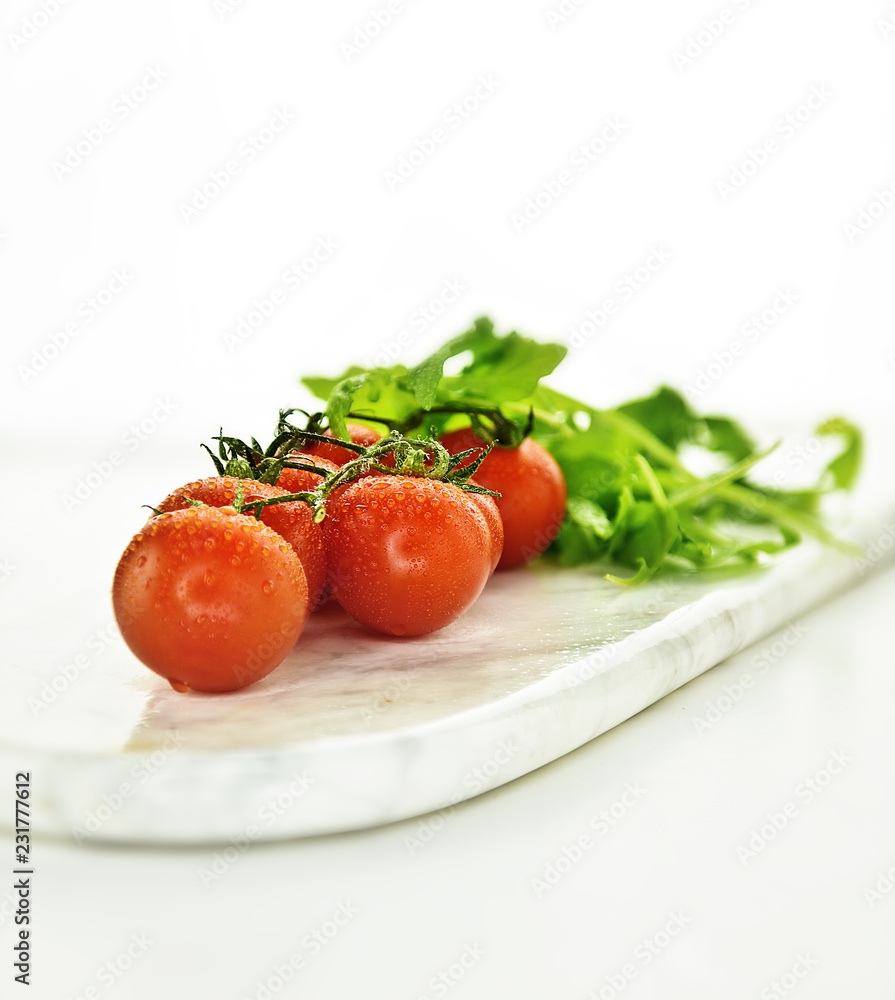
[2,500,893,845]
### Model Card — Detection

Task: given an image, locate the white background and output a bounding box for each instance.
[2,0,895,997]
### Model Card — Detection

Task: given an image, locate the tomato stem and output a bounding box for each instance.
[391,403,529,446]
[200,424,502,525]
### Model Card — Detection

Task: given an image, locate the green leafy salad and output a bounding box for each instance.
[301,317,861,585]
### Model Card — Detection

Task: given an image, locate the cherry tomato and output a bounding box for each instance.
[276,455,340,494]
[271,458,342,609]
[321,476,494,636]
[112,506,308,693]
[299,423,381,467]
[155,477,326,611]
[439,429,567,569]
[467,492,503,575]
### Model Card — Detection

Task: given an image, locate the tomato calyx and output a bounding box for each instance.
[199,422,501,527]
[459,404,533,448]
[202,427,336,486]
[381,402,533,447]
[151,481,316,520]
[318,432,501,498]
[276,408,375,457]
[280,402,531,449]
[276,431,502,523]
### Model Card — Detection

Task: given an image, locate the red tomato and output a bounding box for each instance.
[112,506,308,693]
[321,476,494,636]
[299,423,381,467]
[439,429,567,569]
[155,477,326,611]
[273,458,342,609]
[467,491,503,575]
[276,455,340,494]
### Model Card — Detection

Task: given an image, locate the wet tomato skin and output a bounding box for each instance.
[275,456,340,494]
[155,476,326,611]
[299,424,381,467]
[112,506,308,693]
[321,476,493,636]
[467,491,503,575]
[439,429,567,570]
[271,458,340,610]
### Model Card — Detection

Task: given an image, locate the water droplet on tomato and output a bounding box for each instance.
[168,678,191,693]
[136,555,147,568]
[204,537,215,551]
[262,581,273,594]
[204,570,215,585]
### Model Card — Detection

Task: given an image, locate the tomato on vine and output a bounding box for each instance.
[276,456,340,494]
[439,428,567,569]
[467,492,503,576]
[155,476,327,611]
[298,423,381,467]
[112,506,308,693]
[321,475,497,636]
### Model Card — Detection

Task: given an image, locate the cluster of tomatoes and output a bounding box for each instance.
[112,423,567,694]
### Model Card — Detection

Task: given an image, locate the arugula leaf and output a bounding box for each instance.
[439,327,567,404]
[301,371,358,403]
[616,387,696,451]
[556,499,612,566]
[607,456,679,581]
[700,415,756,461]
[566,496,613,539]
[817,417,862,491]
[303,319,566,435]
[405,322,482,409]
[404,317,494,408]
[326,373,373,439]
[298,317,862,583]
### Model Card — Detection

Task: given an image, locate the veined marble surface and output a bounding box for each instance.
[3,490,892,845]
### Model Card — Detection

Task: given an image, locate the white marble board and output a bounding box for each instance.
[2,465,892,847]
